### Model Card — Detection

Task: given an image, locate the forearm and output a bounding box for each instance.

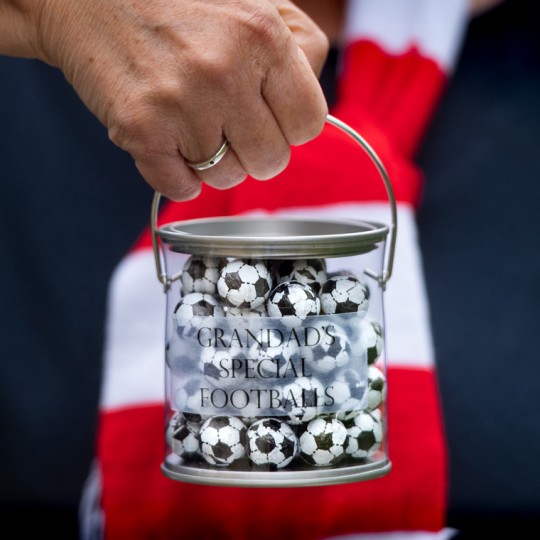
[0,0,45,58]
[0,0,329,202]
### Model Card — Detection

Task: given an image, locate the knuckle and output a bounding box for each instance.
[224,167,248,187]
[311,28,330,63]
[286,102,328,146]
[250,146,291,180]
[155,175,202,202]
[149,76,185,106]
[168,182,202,202]
[205,168,247,190]
[134,148,203,201]
[191,51,236,91]
[108,81,180,152]
[107,93,151,151]
[314,26,330,52]
[237,6,284,54]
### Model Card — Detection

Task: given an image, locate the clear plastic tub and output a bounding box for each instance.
[151,115,396,487]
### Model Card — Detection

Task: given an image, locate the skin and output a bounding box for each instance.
[0,0,501,202]
[469,0,504,15]
[0,0,329,200]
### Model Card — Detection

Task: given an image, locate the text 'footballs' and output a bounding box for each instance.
[167,256,387,474]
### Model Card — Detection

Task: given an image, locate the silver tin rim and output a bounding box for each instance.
[161,459,391,487]
[157,215,389,259]
[151,114,397,289]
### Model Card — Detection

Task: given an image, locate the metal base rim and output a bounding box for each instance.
[161,459,391,488]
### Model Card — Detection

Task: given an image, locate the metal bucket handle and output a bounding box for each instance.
[151,114,397,290]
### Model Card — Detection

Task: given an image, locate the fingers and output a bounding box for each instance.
[196,2,328,178]
[218,99,292,182]
[178,108,288,187]
[185,142,247,192]
[40,0,329,201]
[252,1,329,148]
[112,113,248,200]
[269,0,330,77]
[135,153,202,202]
[162,1,328,187]
[262,46,328,147]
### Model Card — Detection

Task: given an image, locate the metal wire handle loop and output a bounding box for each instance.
[324,114,397,289]
[151,192,171,291]
[151,114,397,291]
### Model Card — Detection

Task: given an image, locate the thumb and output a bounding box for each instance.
[269,0,330,78]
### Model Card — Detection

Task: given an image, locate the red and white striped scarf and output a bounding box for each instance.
[81,1,469,538]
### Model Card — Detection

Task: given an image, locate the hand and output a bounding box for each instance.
[31,0,329,201]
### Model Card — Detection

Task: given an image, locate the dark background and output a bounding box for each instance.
[1,0,539,537]
[417,0,540,536]
[0,47,152,537]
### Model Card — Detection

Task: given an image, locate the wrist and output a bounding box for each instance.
[0,0,47,58]
[0,0,81,68]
